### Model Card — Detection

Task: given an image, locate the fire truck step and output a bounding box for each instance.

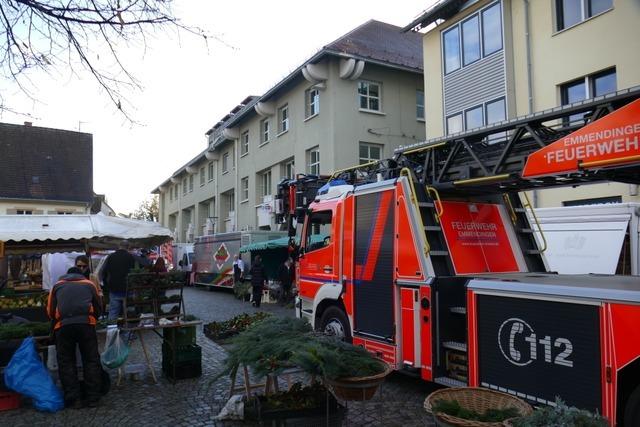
[424,225,442,232]
[417,202,435,208]
[449,306,466,314]
[524,249,542,255]
[429,250,449,256]
[434,377,467,388]
[442,341,467,352]
[518,228,534,233]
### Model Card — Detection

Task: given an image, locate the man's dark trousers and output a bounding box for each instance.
[55,324,102,404]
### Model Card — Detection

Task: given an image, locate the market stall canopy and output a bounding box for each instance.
[239,234,327,253]
[0,214,172,255]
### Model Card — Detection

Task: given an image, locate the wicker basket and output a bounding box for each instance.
[325,361,392,401]
[424,387,532,427]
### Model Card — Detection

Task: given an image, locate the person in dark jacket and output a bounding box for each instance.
[277,257,295,304]
[47,267,103,408]
[100,241,135,320]
[250,255,268,308]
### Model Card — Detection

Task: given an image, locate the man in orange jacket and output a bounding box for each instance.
[47,267,103,408]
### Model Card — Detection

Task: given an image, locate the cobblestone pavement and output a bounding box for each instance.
[0,286,438,426]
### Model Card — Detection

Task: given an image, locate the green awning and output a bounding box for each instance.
[239,234,327,253]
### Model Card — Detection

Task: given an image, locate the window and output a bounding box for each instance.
[462,16,480,65]
[57,211,73,215]
[241,131,249,156]
[282,159,295,180]
[278,105,289,134]
[16,210,33,215]
[359,142,383,165]
[358,81,381,111]
[307,147,320,176]
[241,177,249,202]
[482,3,503,56]
[222,152,229,173]
[446,97,505,135]
[189,175,194,192]
[443,1,503,74]
[200,167,205,186]
[561,68,616,123]
[443,26,460,74]
[485,98,506,125]
[227,191,235,213]
[260,170,272,198]
[556,0,612,31]
[416,90,425,120]
[464,105,484,130]
[207,162,214,182]
[304,210,333,253]
[446,113,463,134]
[169,186,173,201]
[261,119,270,144]
[305,88,320,118]
[182,178,188,195]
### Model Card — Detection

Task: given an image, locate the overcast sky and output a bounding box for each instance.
[0,1,434,214]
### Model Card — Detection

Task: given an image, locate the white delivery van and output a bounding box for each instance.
[531,203,640,275]
[172,243,194,272]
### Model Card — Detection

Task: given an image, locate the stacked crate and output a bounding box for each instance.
[162,326,202,380]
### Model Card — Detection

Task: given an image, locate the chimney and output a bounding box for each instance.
[24,121,32,127]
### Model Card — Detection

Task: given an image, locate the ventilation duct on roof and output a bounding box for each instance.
[186,165,198,175]
[205,151,216,160]
[170,177,180,184]
[302,62,328,83]
[222,127,240,140]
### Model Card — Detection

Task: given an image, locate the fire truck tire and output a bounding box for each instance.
[624,385,640,426]
[318,306,352,343]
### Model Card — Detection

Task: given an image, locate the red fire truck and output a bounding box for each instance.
[275,88,640,425]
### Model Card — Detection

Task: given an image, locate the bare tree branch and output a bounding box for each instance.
[0,0,219,121]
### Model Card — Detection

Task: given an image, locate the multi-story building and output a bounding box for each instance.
[405,0,640,207]
[0,122,94,215]
[154,20,426,241]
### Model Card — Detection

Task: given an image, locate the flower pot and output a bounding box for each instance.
[325,361,392,401]
[424,387,533,427]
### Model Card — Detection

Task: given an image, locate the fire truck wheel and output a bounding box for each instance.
[319,306,352,342]
[625,384,640,426]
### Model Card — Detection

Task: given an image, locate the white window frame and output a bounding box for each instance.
[16,210,33,215]
[278,104,289,135]
[359,142,383,165]
[358,80,382,112]
[441,1,503,76]
[305,88,320,119]
[200,167,205,186]
[208,162,214,182]
[307,147,320,176]
[240,177,249,203]
[182,178,188,195]
[189,175,194,192]
[240,131,249,156]
[282,159,295,180]
[260,119,270,145]
[258,170,272,201]
[446,96,506,136]
[222,152,229,174]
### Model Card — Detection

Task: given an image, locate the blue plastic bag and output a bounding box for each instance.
[4,337,64,412]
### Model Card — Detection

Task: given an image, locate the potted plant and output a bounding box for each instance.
[424,387,532,427]
[203,312,271,342]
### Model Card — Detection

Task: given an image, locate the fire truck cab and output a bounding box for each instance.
[290,88,640,425]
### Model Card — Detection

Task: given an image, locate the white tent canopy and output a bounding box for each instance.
[0,214,172,254]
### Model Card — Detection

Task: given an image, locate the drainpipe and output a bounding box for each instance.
[524,0,538,207]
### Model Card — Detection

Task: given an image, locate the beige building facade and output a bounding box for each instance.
[154,21,426,242]
[407,0,640,207]
[0,200,89,215]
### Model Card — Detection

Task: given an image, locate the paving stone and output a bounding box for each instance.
[0,287,436,426]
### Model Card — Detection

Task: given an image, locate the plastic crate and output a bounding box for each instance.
[0,391,21,411]
[163,326,196,346]
[161,359,202,380]
[161,343,201,364]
